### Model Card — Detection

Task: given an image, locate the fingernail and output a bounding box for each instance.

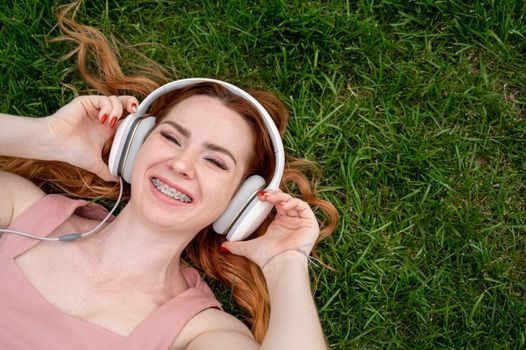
[101,114,108,124]
[109,117,117,128]
[257,190,267,198]
[131,103,137,113]
[219,246,231,255]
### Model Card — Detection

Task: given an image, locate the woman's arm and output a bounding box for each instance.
[0,171,45,229]
[0,95,136,228]
[0,113,57,160]
[0,95,138,181]
[0,114,53,229]
[187,191,327,350]
[242,191,327,349]
[184,253,325,350]
[260,251,326,350]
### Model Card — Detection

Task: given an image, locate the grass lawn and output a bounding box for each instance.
[1,0,525,348]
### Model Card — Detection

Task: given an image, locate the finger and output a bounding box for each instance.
[88,96,113,125]
[118,96,139,113]
[276,206,300,218]
[108,96,124,129]
[88,95,138,125]
[258,191,311,217]
[221,241,268,267]
[220,240,252,259]
[220,237,274,269]
[277,198,316,220]
[275,199,299,217]
[257,190,291,204]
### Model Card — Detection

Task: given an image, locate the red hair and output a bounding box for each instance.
[0,1,339,342]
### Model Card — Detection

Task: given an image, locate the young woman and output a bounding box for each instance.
[0,4,338,350]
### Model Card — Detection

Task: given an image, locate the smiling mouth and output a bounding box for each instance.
[151,177,193,203]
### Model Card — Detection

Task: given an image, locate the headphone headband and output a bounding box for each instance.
[108,77,286,240]
[135,78,284,189]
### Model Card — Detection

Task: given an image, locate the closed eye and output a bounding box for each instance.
[161,131,228,171]
[206,158,228,170]
[160,131,180,146]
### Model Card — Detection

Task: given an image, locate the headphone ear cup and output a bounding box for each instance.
[226,197,274,241]
[108,113,139,178]
[108,115,156,183]
[120,116,156,183]
[213,175,266,238]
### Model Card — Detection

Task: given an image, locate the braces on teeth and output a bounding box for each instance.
[152,178,192,203]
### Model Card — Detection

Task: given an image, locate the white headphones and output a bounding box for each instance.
[108,78,285,241]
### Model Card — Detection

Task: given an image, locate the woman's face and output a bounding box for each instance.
[130,94,254,235]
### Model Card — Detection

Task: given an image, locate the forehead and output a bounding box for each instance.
[162,95,254,160]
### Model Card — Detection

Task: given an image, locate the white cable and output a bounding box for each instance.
[0,177,124,241]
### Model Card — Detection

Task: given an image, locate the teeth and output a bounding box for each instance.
[151,178,192,203]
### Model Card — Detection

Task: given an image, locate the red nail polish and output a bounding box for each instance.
[219,246,231,255]
[109,117,117,128]
[257,191,267,197]
[101,114,108,124]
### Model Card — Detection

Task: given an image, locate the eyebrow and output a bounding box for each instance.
[160,120,238,165]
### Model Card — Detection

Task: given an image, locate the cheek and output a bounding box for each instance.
[129,142,152,179]
[239,138,256,178]
[202,176,242,213]
[133,137,170,166]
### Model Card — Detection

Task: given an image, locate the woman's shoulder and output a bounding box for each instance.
[172,308,258,350]
[0,171,45,229]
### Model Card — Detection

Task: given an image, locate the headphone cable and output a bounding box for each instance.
[0,177,124,242]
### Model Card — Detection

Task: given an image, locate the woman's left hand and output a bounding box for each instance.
[220,190,320,269]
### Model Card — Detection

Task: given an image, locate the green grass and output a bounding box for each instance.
[1,0,525,348]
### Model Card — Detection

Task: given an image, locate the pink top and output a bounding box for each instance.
[0,194,221,350]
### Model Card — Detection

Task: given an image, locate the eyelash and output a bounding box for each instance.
[206,158,228,170]
[161,131,180,146]
[160,131,228,171]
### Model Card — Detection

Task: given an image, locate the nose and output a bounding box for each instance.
[169,150,196,179]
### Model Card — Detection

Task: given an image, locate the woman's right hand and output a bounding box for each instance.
[45,95,139,181]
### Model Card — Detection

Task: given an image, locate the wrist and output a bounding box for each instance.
[261,249,309,278]
[261,250,311,299]
[39,116,64,161]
